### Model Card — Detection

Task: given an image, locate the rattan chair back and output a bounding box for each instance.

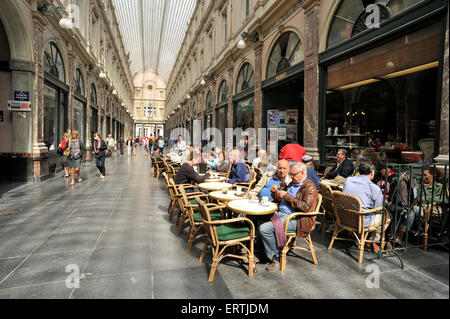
[332,191,363,233]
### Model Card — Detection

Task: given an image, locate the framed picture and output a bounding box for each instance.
[286,109,298,125]
[267,109,279,127]
[279,111,286,128]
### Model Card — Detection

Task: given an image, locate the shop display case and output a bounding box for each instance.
[324,133,368,163]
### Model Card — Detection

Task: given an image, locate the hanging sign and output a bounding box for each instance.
[8,101,32,112]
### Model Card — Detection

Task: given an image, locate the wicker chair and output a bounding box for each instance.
[178,185,219,254]
[196,196,256,282]
[279,194,323,272]
[151,156,162,178]
[328,191,388,263]
[323,166,333,178]
[318,182,335,233]
[167,177,198,223]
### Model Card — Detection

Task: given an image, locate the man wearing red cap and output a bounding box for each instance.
[279,143,306,163]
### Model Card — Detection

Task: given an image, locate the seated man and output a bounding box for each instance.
[259,162,319,272]
[249,159,291,201]
[174,151,210,186]
[151,147,162,160]
[227,149,250,184]
[343,162,387,251]
[325,149,355,179]
[302,155,321,190]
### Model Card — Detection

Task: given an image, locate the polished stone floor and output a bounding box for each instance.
[0,148,448,299]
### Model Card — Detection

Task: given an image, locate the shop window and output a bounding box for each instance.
[235,97,254,131]
[327,0,423,48]
[236,62,254,93]
[206,91,213,113]
[266,31,303,79]
[218,80,228,104]
[43,85,58,150]
[75,69,85,95]
[73,99,85,143]
[44,42,66,83]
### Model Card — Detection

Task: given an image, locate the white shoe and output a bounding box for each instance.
[100,175,105,179]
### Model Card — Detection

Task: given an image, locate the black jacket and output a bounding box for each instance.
[93,140,108,159]
[325,158,355,179]
[174,163,210,185]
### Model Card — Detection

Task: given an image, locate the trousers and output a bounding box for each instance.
[96,156,106,176]
[259,211,297,260]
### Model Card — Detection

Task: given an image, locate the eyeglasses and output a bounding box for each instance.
[289,171,302,177]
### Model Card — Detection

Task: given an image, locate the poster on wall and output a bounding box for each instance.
[286,127,297,141]
[286,109,298,126]
[267,110,279,127]
[268,128,279,143]
[279,111,286,128]
[279,128,286,141]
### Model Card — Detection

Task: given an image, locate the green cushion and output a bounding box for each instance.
[287,230,296,234]
[216,224,251,241]
[193,212,221,222]
[190,199,198,205]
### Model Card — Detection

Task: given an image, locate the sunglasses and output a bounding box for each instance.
[289,171,302,177]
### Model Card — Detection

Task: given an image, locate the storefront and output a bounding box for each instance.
[74,69,86,145]
[319,0,448,164]
[90,83,98,143]
[233,62,255,132]
[262,31,305,153]
[216,79,228,147]
[43,42,69,153]
[204,90,213,142]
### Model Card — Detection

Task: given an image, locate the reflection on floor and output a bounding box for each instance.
[0,149,448,299]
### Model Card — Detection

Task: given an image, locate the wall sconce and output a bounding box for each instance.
[201,74,214,85]
[37,5,73,29]
[237,31,259,49]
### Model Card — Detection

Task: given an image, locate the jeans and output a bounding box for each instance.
[259,211,297,260]
[96,156,106,176]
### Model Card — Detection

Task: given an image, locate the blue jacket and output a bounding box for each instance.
[307,167,321,190]
[228,162,250,184]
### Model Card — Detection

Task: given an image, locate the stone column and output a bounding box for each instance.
[435,11,449,164]
[254,41,263,145]
[211,80,217,132]
[67,49,75,133]
[226,66,234,149]
[302,0,321,161]
[31,12,49,180]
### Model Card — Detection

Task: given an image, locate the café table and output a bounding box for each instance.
[321,179,344,190]
[198,182,233,192]
[204,176,227,183]
[209,190,249,203]
[227,199,278,216]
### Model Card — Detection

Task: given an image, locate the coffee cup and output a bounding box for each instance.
[261,196,269,205]
[222,188,228,194]
[236,187,242,194]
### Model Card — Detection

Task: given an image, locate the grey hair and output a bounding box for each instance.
[290,162,307,173]
[338,149,348,158]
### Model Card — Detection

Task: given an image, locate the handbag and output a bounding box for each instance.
[63,140,71,157]
[105,149,112,158]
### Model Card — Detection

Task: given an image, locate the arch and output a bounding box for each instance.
[265,30,304,80]
[235,61,255,94]
[217,79,229,105]
[0,1,33,62]
[44,42,66,83]
[325,0,424,49]
[90,83,97,105]
[205,90,213,113]
[75,68,85,96]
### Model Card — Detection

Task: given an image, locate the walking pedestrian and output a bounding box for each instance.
[157,136,165,154]
[93,133,107,179]
[58,133,71,178]
[119,136,125,156]
[68,130,85,186]
[126,137,132,157]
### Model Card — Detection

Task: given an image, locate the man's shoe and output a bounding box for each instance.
[265,260,280,272]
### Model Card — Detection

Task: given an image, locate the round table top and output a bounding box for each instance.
[209,190,249,202]
[204,177,227,183]
[198,182,233,191]
[321,179,344,189]
[227,199,278,216]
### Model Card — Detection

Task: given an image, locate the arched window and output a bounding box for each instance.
[206,91,213,113]
[75,69,85,95]
[90,83,97,105]
[193,103,196,115]
[266,32,303,79]
[44,42,66,82]
[327,0,423,48]
[236,62,254,93]
[217,80,228,104]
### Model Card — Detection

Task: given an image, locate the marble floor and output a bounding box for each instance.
[0,149,448,299]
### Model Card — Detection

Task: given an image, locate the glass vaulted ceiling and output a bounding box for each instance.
[112,0,197,83]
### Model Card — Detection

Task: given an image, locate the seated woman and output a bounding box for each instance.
[214,150,231,174]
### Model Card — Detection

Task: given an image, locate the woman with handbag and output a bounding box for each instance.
[58,133,71,178]
[93,133,108,179]
[68,130,85,186]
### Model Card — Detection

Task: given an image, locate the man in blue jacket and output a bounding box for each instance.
[227,149,250,184]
